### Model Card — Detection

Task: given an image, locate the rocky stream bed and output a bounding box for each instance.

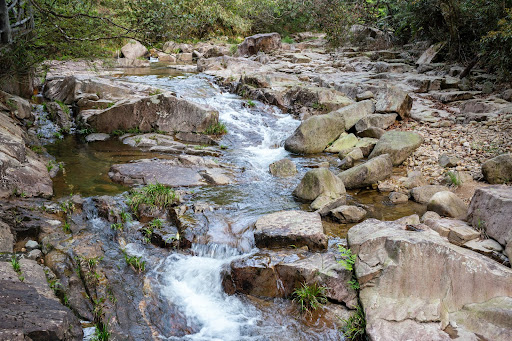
[1,31,512,341]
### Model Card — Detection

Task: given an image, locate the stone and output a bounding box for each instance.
[464,239,504,255]
[421,211,441,223]
[338,154,393,189]
[109,157,233,187]
[346,147,364,161]
[27,249,43,260]
[506,243,512,261]
[121,40,148,59]
[430,90,479,103]
[0,91,32,120]
[0,260,83,340]
[357,127,385,139]
[481,154,512,184]
[389,192,409,204]
[375,85,413,119]
[356,91,374,101]
[354,137,379,157]
[25,240,39,249]
[237,33,282,56]
[269,158,297,177]
[410,185,449,204]
[45,101,72,131]
[293,168,346,202]
[85,133,110,142]
[82,94,219,134]
[311,195,347,216]
[222,249,357,307]
[467,185,512,248]
[335,100,376,131]
[439,154,460,168]
[354,113,397,132]
[427,191,468,219]
[330,205,367,223]
[0,221,13,253]
[325,133,358,153]
[369,130,423,166]
[401,170,427,189]
[416,42,445,64]
[348,219,512,341]
[253,211,327,251]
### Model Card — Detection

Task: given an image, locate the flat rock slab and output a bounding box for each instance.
[222,249,357,308]
[430,90,480,103]
[424,218,480,245]
[253,211,327,251]
[369,130,423,166]
[338,154,393,189]
[109,157,234,187]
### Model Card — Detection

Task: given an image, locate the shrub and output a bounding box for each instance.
[338,245,356,271]
[292,282,328,314]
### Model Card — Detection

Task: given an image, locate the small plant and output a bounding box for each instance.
[149,89,163,96]
[340,303,366,341]
[59,200,75,214]
[62,222,72,233]
[193,145,207,150]
[312,102,327,111]
[110,223,123,231]
[123,252,146,273]
[348,279,360,290]
[127,127,142,134]
[247,99,255,107]
[220,144,228,150]
[446,171,462,187]
[148,218,163,229]
[47,161,55,172]
[53,131,63,139]
[111,130,125,136]
[204,122,228,136]
[11,254,21,272]
[229,44,238,55]
[127,182,178,213]
[30,145,44,154]
[134,137,142,144]
[292,282,328,314]
[338,246,356,271]
[119,211,131,223]
[91,324,110,341]
[282,36,295,44]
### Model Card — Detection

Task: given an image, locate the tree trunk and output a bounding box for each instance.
[0,0,12,44]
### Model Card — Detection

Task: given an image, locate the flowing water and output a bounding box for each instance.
[44,64,426,340]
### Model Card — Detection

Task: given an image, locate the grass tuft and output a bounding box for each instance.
[292,282,328,315]
[204,122,228,136]
[127,182,178,213]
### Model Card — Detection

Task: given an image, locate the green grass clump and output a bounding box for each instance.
[340,303,366,340]
[282,36,295,44]
[292,282,328,314]
[204,122,228,136]
[127,182,178,213]
[338,246,356,271]
[123,252,146,273]
[446,171,462,187]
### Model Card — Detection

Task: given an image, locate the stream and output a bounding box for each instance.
[43,64,426,340]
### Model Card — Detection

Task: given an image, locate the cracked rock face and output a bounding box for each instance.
[348,219,512,341]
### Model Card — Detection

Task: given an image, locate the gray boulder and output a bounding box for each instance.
[354,113,397,132]
[375,85,413,119]
[325,133,358,153]
[121,40,148,59]
[357,127,386,139]
[0,221,13,253]
[439,154,460,168]
[253,211,327,251]
[269,158,297,177]
[293,168,346,213]
[338,154,393,189]
[410,185,450,204]
[482,154,512,184]
[427,191,468,219]
[330,205,367,223]
[237,33,282,56]
[369,130,423,166]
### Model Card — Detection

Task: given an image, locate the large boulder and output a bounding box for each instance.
[424,218,480,245]
[375,85,413,119]
[0,260,83,340]
[468,186,512,249]
[293,168,346,213]
[354,113,397,132]
[0,90,32,120]
[284,112,345,154]
[222,249,358,308]
[0,221,13,253]
[237,33,282,56]
[269,158,297,177]
[325,133,358,153]
[410,185,450,204]
[121,40,148,59]
[81,94,218,134]
[348,219,512,341]
[253,211,327,251]
[369,130,423,166]
[481,154,512,184]
[333,99,375,131]
[427,191,468,220]
[338,154,393,189]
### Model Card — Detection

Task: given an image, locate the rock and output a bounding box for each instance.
[430,90,479,103]
[311,195,347,217]
[293,168,346,203]
[335,100,376,131]
[354,113,397,132]
[121,40,148,59]
[394,214,421,226]
[0,260,83,340]
[156,52,176,63]
[369,130,423,166]
[325,133,358,153]
[284,112,345,154]
[344,147,364,161]
[222,249,357,307]
[0,91,32,120]
[401,170,427,189]
[389,192,409,204]
[506,243,512,261]
[175,132,217,145]
[115,58,150,68]
[416,42,445,64]
[348,219,512,341]
[378,181,395,192]
[27,249,43,260]
[338,154,393,189]
[421,211,441,223]
[425,218,479,245]
[375,85,413,119]
[25,240,39,249]
[82,94,219,134]
[109,157,233,187]
[439,154,460,168]
[356,127,385,139]
[354,137,379,157]
[356,91,374,101]
[464,238,504,255]
[237,33,282,56]
[410,185,450,204]
[330,205,367,223]
[481,154,512,184]
[269,158,297,177]
[467,185,512,248]
[427,191,468,219]
[85,133,110,142]
[253,211,327,251]
[0,221,13,253]
[45,101,72,131]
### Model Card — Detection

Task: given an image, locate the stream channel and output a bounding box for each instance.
[43,64,426,340]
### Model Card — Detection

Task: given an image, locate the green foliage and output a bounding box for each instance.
[92,324,110,341]
[62,221,72,233]
[204,122,228,135]
[246,100,256,107]
[340,303,367,340]
[110,223,123,231]
[282,36,295,44]
[11,255,21,273]
[338,246,356,272]
[293,282,328,314]
[446,171,462,187]
[148,218,163,230]
[123,252,146,273]
[127,182,178,213]
[30,145,44,154]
